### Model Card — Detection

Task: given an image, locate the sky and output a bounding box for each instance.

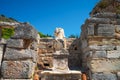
[0,0,100,37]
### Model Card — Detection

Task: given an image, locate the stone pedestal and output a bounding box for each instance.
[52,49,69,72]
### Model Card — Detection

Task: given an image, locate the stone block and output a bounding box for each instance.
[2,61,35,79]
[89,44,116,50]
[88,18,111,24]
[41,71,81,80]
[88,59,120,72]
[82,51,106,59]
[92,51,107,58]
[107,51,120,58]
[1,61,35,79]
[87,24,95,36]
[97,24,115,36]
[4,48,37,62]
[93,12,116,18]
[7,39,24,48]
[12,23,38,40]
[92,72,117,80]
[81,40,88,49]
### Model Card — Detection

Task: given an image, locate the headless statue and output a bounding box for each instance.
[54,27,66,49]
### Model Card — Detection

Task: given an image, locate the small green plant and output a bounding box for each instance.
[38,32,52,38]
[2,28,14,39]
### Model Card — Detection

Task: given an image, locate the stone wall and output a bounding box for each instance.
[80,12,120,80]
[0,23,39,79]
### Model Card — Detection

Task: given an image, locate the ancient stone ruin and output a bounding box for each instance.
[0,23,40,79]
[0,0,120,80]
[40,27,81,80]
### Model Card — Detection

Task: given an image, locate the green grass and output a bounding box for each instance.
[2,28,14,39]
[38,32,52,38]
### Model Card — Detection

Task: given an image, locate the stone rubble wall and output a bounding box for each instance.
[80,12,120,80]
[0,23,40,79]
